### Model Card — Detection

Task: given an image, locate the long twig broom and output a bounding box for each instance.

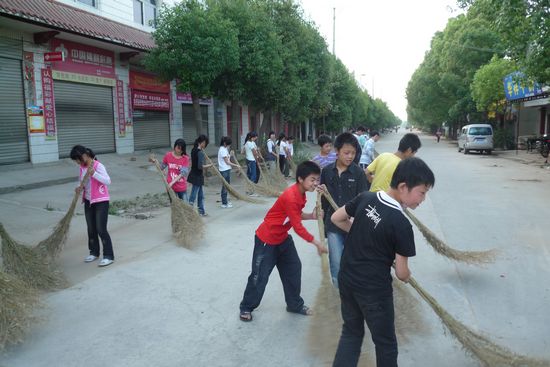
[230,152,280,197]
[151,156,204,248]
[0,270,39,351]
[287,156,298,174]
[0,223,65,290]
[202,154,265,203]
[255,157,283,197]
[407,276,550,367]
[404,209,497,265]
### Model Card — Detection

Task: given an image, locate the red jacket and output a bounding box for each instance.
[255,183,315,245]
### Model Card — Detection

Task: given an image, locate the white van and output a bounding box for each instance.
[457,124,494,154]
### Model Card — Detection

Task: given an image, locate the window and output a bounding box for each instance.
[77,0,96,6]
[468,127,492,136]
[133,0,157,27]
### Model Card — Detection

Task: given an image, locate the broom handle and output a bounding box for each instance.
[321,191,339,212]
[316,192,330,268]
[150,154,176,192]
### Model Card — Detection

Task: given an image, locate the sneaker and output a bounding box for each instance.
[199,213,209,217]
[226,202,233,208]
[220,204,228,208]
[247,192,260,197]
[98,258,114,267]
[221,204,233,208]
[84,255,98,263]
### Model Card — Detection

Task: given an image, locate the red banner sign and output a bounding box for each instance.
[129,70,170,93]
[132,90,170,111]
[44,51,64,62]
[51,39,115,78]
[116,80,126,136]
[41,68,57,137]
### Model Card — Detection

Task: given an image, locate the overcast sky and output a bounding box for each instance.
[298,0,463,121]
[162,0,462,121]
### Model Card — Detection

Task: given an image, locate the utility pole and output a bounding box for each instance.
[332,7,336,55]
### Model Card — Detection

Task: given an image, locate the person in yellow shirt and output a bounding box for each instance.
[366,133,421,192]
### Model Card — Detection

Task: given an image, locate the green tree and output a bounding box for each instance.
[145,0,239,135]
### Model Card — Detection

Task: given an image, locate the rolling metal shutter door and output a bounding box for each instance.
[0,57,29,164]
[55,81,115,158]
[182,104,209,144]
[133,110,170,150]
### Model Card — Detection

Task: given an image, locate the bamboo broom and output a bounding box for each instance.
[273,146,291,188]
[404,209,497,265]
[0,270,39,351]
[288,156,298,174]
[35,165,94,259]
[150,156,204,249]
[407,276,550,367]
[202,154,265,204]
[255,157,283,197]
[322,190,496,265]
[315,192,330,271]
[0,223,66,290]
[230,152,280,197]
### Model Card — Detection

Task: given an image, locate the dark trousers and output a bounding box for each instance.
[220,169,230,205]
[279,155,287,175]
[240,235,304,312]
[84,200,114,260]
[333,279,397,367]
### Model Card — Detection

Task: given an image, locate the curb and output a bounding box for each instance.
[0,177,76,195]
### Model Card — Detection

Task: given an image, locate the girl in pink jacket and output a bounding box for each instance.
[70,145,114,267]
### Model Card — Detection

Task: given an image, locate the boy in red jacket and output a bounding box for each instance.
[239,161,328,322]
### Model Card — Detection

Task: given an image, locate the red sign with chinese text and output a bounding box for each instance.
[132,90,170,111]
[50,39,115,78]
[44,51,64,62]
[129,70,170,93]
[41,68,57,137]
[116,80,126,136]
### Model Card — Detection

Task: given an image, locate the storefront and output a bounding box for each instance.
[50,39,116,158]
[130,70,170,150]
[0,37,29,164]
[177,86,211,145]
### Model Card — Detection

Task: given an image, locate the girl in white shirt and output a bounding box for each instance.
[244,131,260,186]
[218,136,240,208]
[277,133,291,177]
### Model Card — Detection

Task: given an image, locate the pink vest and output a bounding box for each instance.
[81,160,110,204]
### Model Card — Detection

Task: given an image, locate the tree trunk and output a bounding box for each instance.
[258,110,271,140]
[230,100,240,150]
[192,95,203,136]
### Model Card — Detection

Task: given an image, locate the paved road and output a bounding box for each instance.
[1,132,549,367]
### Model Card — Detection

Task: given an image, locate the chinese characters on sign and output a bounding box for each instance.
[51,39,115,78]
[116,80,126,137]
[41,68,57,138]
[504,72,545,101]
[132,90,170,111]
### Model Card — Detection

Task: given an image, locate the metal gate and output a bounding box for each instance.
[133,110,170,150]
[0,41,29,164]
[54,81,115,158]
[182,104,209,145]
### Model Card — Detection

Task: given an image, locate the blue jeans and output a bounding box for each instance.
[188,184,205,215]
[175,191,187,201]
[220,169,231,205]
[333,283,397,367]
[327,231,346,288]
[246,159,257,183]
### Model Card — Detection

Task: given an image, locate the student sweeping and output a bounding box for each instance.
[150,138,190,200]
[243,131,261,187]
[70,145,114,267]
[366,133,421,193]
[218,136,240,208]
[239,161,328,322]
[188,135,213,217]
[331,157,435,367]
[265,131,277,170]
[277,132,290,177]
[319,133,368,288]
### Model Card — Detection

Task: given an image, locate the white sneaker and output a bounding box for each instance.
[98,258,114,267]
[221,203,233,208]
[84,255,98,263]
[247,193,260,197]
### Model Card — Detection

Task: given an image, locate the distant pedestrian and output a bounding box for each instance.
[331,157,435,367]
[366,133,421,193]
[239,161,327,322]
[277,133,291,177]
[311,134,337,169]
[70,145,114,267]
[436,129,442,143]
[359,131,380,169]
[188,135,213,217]
[243,131,261,190]
[150,138,190,201]
[218,136,240,208]
[266,131,277,170]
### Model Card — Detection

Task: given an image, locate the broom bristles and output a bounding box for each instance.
[203,154,265,203]
[408,277,549,367]
[0,270,39,351]
[150,156,204,249]
[257,160,284,196]
[0,223,66,290]
[35,167,94,259]
[404,209,497,265]
[230,152,282,197]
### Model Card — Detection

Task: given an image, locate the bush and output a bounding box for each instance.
[493,128,515,150]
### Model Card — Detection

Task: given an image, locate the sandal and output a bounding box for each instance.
[286,305,313,316]
[239,311,253,322]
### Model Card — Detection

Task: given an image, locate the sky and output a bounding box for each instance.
[298,0,463,121]
[162,0,462,121]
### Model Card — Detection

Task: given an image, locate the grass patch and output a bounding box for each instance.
[108,192,170,216]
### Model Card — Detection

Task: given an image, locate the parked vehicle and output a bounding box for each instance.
[457,124,494,154]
